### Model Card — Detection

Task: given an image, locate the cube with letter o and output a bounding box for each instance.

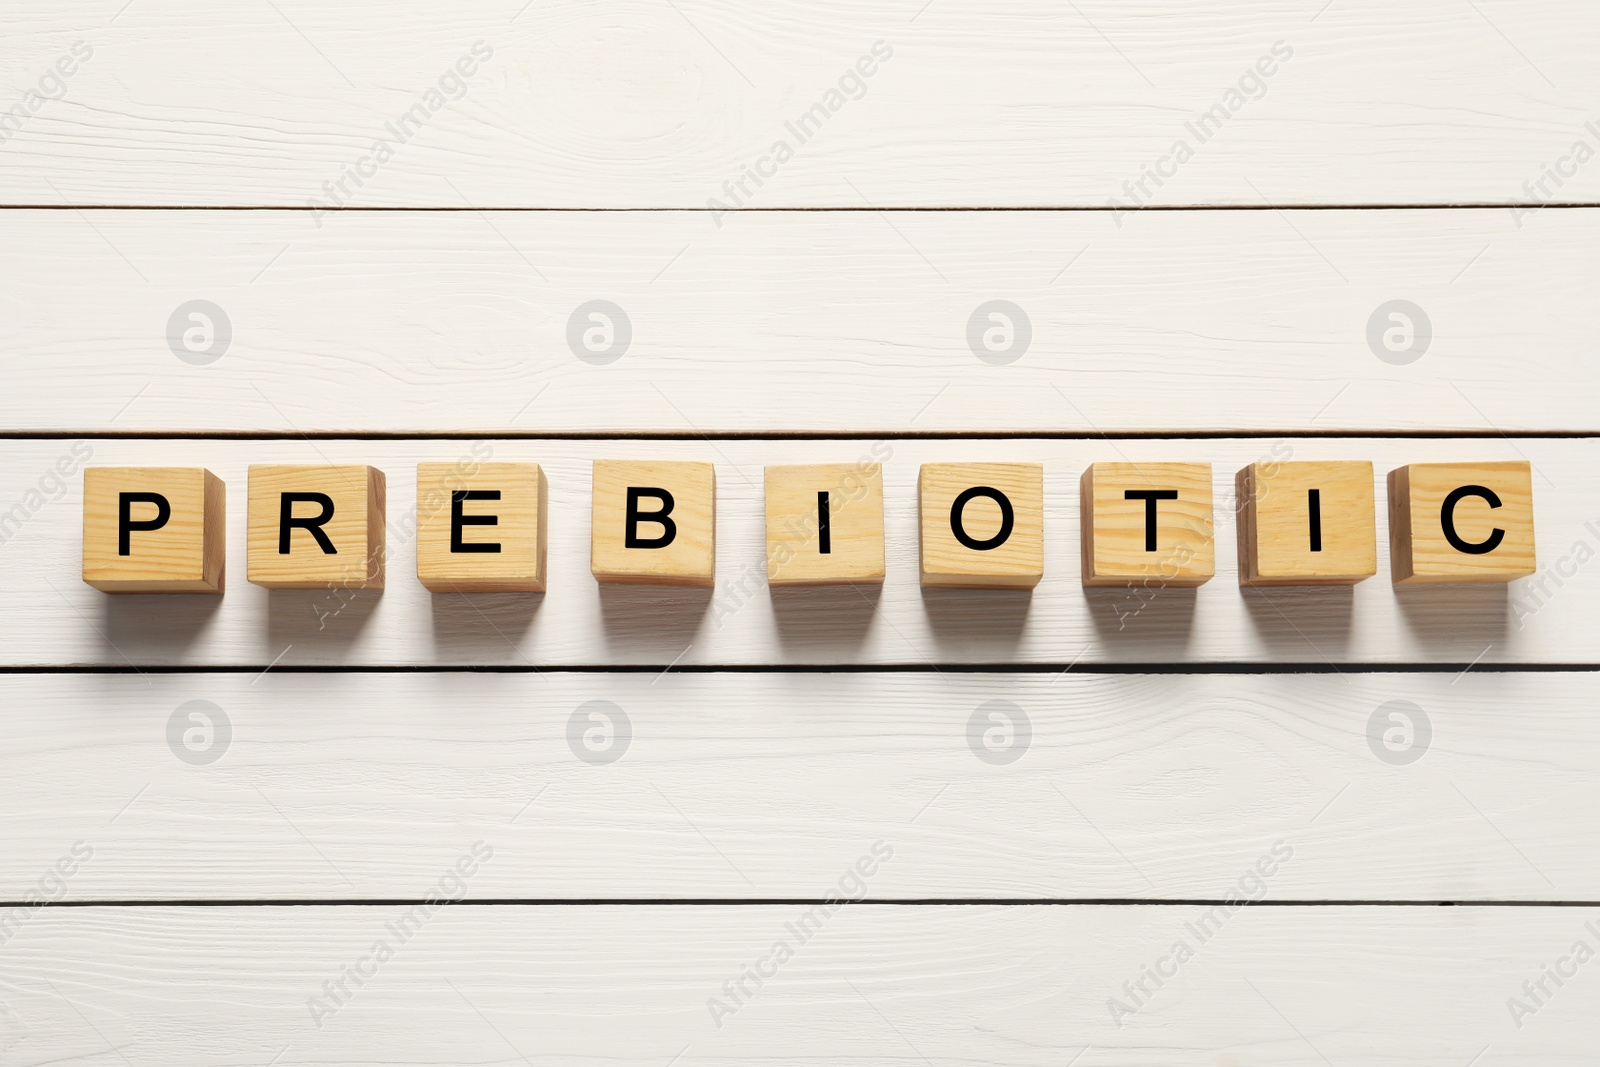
[918,462,1044,588]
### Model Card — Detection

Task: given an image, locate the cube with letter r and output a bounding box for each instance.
[247,465,386,589]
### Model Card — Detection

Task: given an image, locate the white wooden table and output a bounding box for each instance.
[3,3,1598,1062]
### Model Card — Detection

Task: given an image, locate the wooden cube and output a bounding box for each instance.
[591,460,715,586]
[1081,462,1214,587]
[82,467,225,593]
[1237,461,1376,586]
[765,463,885,586]
[416,462,548,593]
[1389,461,1536,584]
[918,463,1044,588]
[247,465,385,589]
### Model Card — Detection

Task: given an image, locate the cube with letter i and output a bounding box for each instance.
[247,465,386,589]
[765,463,886,586]
[82,467,226,593]
[1237,460,1376,586]
[416,462,548,593]
[1081,462,1214,587]
[918,462,1044,588]
[591,460,715,586]
[1388,461,1536,583]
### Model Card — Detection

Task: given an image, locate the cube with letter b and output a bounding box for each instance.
[918,462,1044,588]
[247,465,386,589]
[416,462,548,593]
[591,460,715,586]
[82,467,225,593]
[765,463,885,586]
[1081,462,1214,587]
[1237,460,1376,586]
[1389,461,1535,583]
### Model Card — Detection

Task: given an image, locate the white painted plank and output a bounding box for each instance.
[1,671,1593,901]
[3,2,1599,207]
[1,905,1592,1064]
[0,437,1593,666]
[0,208,1594,432]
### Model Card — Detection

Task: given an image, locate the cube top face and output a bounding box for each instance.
[591,460,716,586]
[247,465,386,589]
[918,462,1044,589]
[1390,461,1536,584]
[416,462,548,593]
[1239,460,1376,586]
[82,467,225,593]
[765,463,886,586]
[1081,462,1214,587]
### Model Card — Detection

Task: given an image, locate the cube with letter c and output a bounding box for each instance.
[416,462,548,593]
[82,467,225,593]
[247,465,386,589]
[918,462,1044,588]
[1388,461,1535,583]
[591,460,715,586]
[1081,462,1214,587]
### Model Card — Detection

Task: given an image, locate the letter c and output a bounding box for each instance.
[1441,484,1505,555]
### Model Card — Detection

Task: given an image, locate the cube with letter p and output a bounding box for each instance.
[82,467,225,593]
[247,465,385,589]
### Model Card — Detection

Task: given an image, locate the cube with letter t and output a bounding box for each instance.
[247,465,386,589]
[1389,461,1535,583]
[591,460,715,586]
[416,462,548,593]
[1081,462,1214,587]
[82,467,225,593]
[918,462,1044,588]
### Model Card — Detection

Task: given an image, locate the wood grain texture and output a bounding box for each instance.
[81,467,225,593]
[1,905,1595,1064]
[590,459,716,586]
[1390,461,1538,584]
[245,465,385,589]
[11,437,1590,666]
[1239,460,1377,586]
[918,462,1043,588]
[416,461,547,593]
[3,2,1600,207]
[0,209,1596,433]
[1,671,1596,901]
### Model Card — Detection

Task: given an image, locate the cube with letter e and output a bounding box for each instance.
[591,460,715,586]
[247,465,386,589]
[918,462,1044,588]
[416,462,548,593]
[1388,461,1535,583]
[82,467,225,593]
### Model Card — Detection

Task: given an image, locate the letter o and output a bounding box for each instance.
[950,486,1014,551]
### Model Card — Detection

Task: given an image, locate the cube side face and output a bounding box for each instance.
[246,465,385,589]
[1391,461,1536,584]
[1242,461,1376,586]
[917,462,1044,589]
[765,463,885,586]
[82,467,223,593]
[591,460,716,586]
[416,463,547,593]
[1083,462,1214,587]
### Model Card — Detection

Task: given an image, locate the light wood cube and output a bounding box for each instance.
[82,467,225,593]
[591,460,715,586]
[1081,462,1214,587]
[1237,460,1376,586]
[918,463,1044,588]
[765,463,885,586]
[416,462,548,593]
[1389,461,1536,584]
[247,465,385,589]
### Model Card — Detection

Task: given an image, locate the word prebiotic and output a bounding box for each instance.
[80,459,1537,594]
